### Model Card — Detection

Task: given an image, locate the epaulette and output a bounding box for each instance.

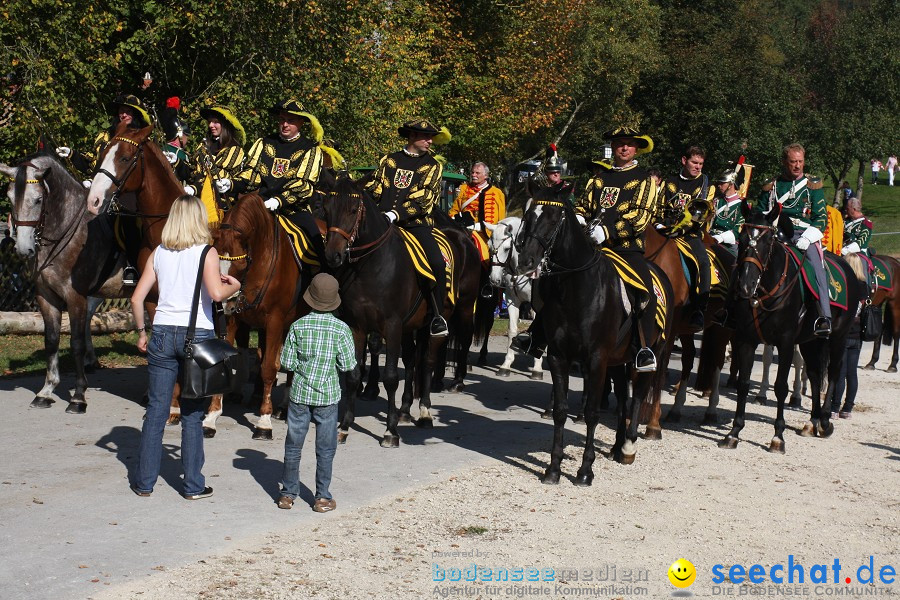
[806,175,823,190]
[761,179,774,192]
[863,218,873,229]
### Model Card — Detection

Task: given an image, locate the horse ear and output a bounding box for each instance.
[137,124,154,141]
[765,201,782,225]
[524,197,533,212]
[0,164,16,179]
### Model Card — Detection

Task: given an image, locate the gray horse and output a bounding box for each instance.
[2,154,128,412]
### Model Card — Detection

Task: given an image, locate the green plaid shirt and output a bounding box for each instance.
[280,311,356,406]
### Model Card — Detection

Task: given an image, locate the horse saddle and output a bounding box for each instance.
[870,255,893,292]
[396,227,457,306]
[785,247,849,310]
[601,248,667,340]
[672,237,722,294]
[277,215,320,269]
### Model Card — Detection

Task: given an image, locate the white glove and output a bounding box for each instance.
[842,242,860,255]
[575,214,586,227]
[163,151,178,165]
[589,225,606,245]
[215,178,232,193]
[795,236,810,251]
[471,223,482,232]
[800,226,824,244]
[82,180,92,188]
[383,211,398,224]
[55,146,72,158]
[183,185,195,196]
[264,198,280,211]
[713,230,736,245]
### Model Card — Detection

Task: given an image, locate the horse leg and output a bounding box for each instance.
[497,302,517,377]
[725,342,738,388]
[446,313,475,393]
[571,370,587,423]
[417,335,444,428]
[610,367,632,461]
[542,354,570,484]
[380,333,402,448]
[430,340,447,394]
[790,347,804,407]
[575,358,606,486]
[757,344,773,404]
[398,332,418,424]
[767,343,794,453]
[864,336,881,370]
[890,333,900,373]
[362,334,381,400]
[798,340,830,439]
[65,294,89,413]
[252,319,284,441]
[32,294,62,408]
[720,341,755,448]
[338,330,367,445]
[83,296,103,373]
[665,335,695,424]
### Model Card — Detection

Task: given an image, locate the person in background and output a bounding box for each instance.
[886,154,897,187]
[129,195,241,500]
[277,273,356,513]
[832,287,864,419]
[871,158,882,184]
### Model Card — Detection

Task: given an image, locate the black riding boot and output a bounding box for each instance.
[633,311,657,372]
[689,292,709,332]
[429,290,448,337]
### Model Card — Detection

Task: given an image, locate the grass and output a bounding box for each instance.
[0,331,146,378]
[824,166,900,256]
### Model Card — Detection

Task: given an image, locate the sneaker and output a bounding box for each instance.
[510,332,544,359]
[839,411,852,419]
[183,486,213,500]
[635,348,657,372]
[123,266,138,286]
[814,317,832,338]
[130,484,151,497]
[430,316,449,337]
[313,497,336,513]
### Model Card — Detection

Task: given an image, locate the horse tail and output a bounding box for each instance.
[883,300,894,345]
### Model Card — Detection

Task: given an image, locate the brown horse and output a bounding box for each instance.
[860,254,900,372]
[643,227,733,431]
[212,193,310,439]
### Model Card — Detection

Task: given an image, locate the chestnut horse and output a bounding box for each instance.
[213,193,311,439]
[861,254,900,372]
[2,154,128,412]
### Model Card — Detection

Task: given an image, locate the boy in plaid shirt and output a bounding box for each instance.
[278,274,356,512]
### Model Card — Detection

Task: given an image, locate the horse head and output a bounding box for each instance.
[320,175,377,268]
[488,216,521,287]
[214,193,269,284]
[515,186,578,277]
[86,122,154,215]
[735,204,782,299]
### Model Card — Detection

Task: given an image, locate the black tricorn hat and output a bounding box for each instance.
[398,118,441,138]
[602,126,653,153]
[268,99,323,142]
[110,94,151,128]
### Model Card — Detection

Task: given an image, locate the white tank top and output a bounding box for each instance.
[152,244,215,330]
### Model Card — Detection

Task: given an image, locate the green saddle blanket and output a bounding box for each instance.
[785,246,849,310]
[870,255,893,292]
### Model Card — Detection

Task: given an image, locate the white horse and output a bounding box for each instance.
[487,217,543,380]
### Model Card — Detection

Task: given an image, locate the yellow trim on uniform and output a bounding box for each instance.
[277,215,320,267]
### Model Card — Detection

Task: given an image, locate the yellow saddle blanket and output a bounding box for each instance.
[277,215,320,268]
[601,248,667,340]
[396,227,457,306]
[673,238,727,298]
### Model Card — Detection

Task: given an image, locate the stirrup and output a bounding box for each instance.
[480,283,494,299]
[511,332,544,359]
[814,317,832,337]
[634,347,657,373]
[430,316,449,337]
[123,266,138,287]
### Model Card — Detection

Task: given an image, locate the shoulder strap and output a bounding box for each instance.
[186,245,213,347]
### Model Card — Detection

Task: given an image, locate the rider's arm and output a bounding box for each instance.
[277,146,323,210]
[608,176,658,245]
[807,178,828,232]
[574,178,598,221]
[233,138,264,194]
[396,160,440,223]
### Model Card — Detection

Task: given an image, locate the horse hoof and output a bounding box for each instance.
[888,366,898,373]
[617,453,636,465]
[65,402,87,414]
[573,472,593,486]
[447,382,465,393]
[701,413,718,426]
[663,411,681,424]
[528,371,544,381]
[30,396,54,409]
[789,396,802,408]
[701,391,710,399]
[380,434,400,448]
[643,427,662,441]
[541,470,561,485]
[863,364,876,371]
[337,431,348,445]
[718,436,739,449]
[252,428,273,440]
[399,413,413,424]
[415,417,434,428]
[798,423,817,437]
[817,421,835,438]
[496,368,511,377]
[203,427,217,439]
[768,439,786,454]
[272,408,284,421]
[540,410,552,420]
[167,415,181,426]
[754,395,767,405]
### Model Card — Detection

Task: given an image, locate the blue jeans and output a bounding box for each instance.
[833,337,861,413]
[280,401,338,501]
[133,324,214,495]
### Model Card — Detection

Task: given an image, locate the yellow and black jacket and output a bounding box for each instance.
[192,141,245,185]
[656,172,714,238]
[576,162,659,252]
[234,134,322,213]
[365,150,441,227]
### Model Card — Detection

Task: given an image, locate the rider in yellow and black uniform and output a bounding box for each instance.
[365,119,448,337]
[228,99,325,263]
[655,145,715,332]
[193,106,246,209]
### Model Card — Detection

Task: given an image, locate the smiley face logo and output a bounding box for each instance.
[668,559,696,588]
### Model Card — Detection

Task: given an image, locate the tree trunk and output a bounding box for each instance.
[856,159,866,203]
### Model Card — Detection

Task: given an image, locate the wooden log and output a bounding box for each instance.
[0,310,137,335]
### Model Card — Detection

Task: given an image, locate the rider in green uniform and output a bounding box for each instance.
[710,167,745,257]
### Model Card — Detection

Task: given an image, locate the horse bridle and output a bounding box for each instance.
[326,191,392,263]
[516,200,600,276]
[216,216,279,314]
[95,136,170,219]
[737,223,801,310]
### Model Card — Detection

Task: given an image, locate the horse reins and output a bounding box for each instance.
[217,213,280,314]
[96,136,170,219]
[327,192,393,263]
[518,200,602,276]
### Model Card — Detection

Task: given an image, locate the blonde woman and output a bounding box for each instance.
[130,196,241,499]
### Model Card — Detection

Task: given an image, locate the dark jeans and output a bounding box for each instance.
[280,401,339,501]
[833,337,861,412]
[134,324,214,495]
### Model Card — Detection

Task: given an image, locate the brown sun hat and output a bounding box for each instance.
[303,273,341,312]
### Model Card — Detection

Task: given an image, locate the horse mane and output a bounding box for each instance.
[14,152,84,206]
[230,193,270,238]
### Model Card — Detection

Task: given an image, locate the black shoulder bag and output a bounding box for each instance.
[181,245,246,400]
[860,299,883,343]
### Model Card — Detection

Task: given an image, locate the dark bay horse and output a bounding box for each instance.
[321,176,483,447]
[860,254,900,372]
[515,187,673,485]
[722,207,860,452]
[2,154,128,412]
[213,193,309,439]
